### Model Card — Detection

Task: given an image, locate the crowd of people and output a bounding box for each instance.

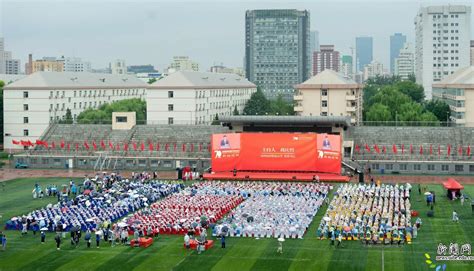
[317,183,414,244]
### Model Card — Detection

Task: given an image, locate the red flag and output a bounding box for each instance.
[438,145,441,156]
[458,145,463,156]
[410,144,413,154]
[156,142,160,151]
[392,144,397,154]
[182,143,186,152]
[401,144,404,154]
[133,142,137,151]
[109,141,114,150]
[115,143,120,151]
[447,144,451,156]
[374,144,380,154]
[140,142,145,151]
[429,145,433,155]
[60,140,65,149]
[173,143,177,152]
[12,139,20,145]
[83,141,90,150]
[199,143,203,152]
[419,145,423,155]
[207,144,211,152]
[355,144,360,153]
[149,142,154,151]
[382,146,386,154]
[467,145,471,157]
[67,143,70,152]
[75,143,79,152]
[92,141,97,151]
[101,140,106,149]
[165,143,169,151]
[365,144,371,153]
[124,143,129,151]
[51,142,56,149]
[35,139,42,145]
[190,143,194,152]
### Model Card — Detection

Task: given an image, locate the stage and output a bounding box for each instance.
[203,171,350,182]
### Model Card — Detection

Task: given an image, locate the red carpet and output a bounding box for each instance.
[203,172,349,182]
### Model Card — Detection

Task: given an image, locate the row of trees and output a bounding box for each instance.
[363,75,450,124]
[75,98,146,124]
[241,88,294,116]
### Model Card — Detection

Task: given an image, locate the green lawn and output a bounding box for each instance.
[0,178,473,271]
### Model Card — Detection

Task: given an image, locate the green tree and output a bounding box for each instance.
[211,113,219,125]
[408,73,416,83]
[394,81,425,103]
[424,100,451,122]
[148,78,157,84]
[77,98,146,124]
[365,103,392,122]
[0,80,3,144]
[59,108,73,124]
[233,105,239,116]
[243,87,270,115]
[368,86,412,119]
[269,94,294,115]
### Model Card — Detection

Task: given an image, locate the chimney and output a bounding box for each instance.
[26,53,33,74]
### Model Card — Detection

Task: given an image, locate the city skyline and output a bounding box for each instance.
[1,0,473,72]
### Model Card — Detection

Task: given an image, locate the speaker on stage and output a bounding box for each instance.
[177,168,183,180]
[358,171,364,183]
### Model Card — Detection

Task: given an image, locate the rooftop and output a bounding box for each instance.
[4,72,147,90]
[219,115,351,127]
[295,69,362,89]
[149,70,256,89]
[433,66,474,87]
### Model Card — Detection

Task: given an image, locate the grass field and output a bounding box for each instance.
[0,178,473,271]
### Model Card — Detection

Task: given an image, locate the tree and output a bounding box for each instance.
[368,86,412,119]
[365,103,392,122]
[269,94,294,115]
[408,73,416,83]
[394,81,425,103]
[211,113,219,125]
[424,100,450,122]
[0,80,3,144]
[148,78,157,84]
[243,87,270,115]
[233,105,239,116]
[59,108,73,124]
[77,98,146,124]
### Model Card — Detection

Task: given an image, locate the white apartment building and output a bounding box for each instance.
[0,38,21,74]
[111,59,127,75]
[415,5,471,99]
[62,57,92,72]
[3,72,147,149]
[209,65,244,77]
[147,71,256,125]
[363,60,385,81]
[433,66,474,127]
[294,69,363,124]
[5,59,21,74]
[167,56,199,73]
[394,43,415,80]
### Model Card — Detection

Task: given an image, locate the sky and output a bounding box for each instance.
[1,0,473,72]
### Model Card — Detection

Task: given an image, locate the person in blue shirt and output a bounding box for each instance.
[221,235,225,248]
[322,135,332,150]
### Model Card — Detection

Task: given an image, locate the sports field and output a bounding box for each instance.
[0,177,473,271]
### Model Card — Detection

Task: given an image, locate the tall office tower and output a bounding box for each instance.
[394,43,415,80]
[390,33,407,73]
[245,9,311,101]
[356,36,373,73]
[415,5,471,99]
[313,45,340,75]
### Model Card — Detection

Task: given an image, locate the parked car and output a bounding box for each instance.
[15,162,28,169]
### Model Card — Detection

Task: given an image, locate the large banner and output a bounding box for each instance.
[211,133,341,174]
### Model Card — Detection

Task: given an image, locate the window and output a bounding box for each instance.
[441,165,449,171]
[23,129,29,136]
[469,165,474,172]
[399,164,407,171]
[23,104,29,111]
[116,116,127,123]
[23,91,28,98]
[414,164,421,171]
[23,117,29,124]
[372,164,379,170]
[386,164,393,170]
[168,104,174,111]
[322,101,327,107]
[321,89,328,96]
[455,165,463,172]
[427,164,435,171]
[168,91,174,98]
[168,117,174,124]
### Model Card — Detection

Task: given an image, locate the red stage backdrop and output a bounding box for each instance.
[211,133,341,174]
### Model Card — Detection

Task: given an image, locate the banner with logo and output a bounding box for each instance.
[211,133,341,174]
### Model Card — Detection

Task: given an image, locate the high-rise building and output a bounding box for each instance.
[245,9,311,101]
[62,57,92,72]
[356,36,373,72]
[32,57,64,73]
[313,45,340,75]
[310,31,320,54]
[470,40,474,66]
[167,56,199,73]
[0,37,21,74]
[341,55,353,78]
[390,33,407,73]
[363,60,385,81]
[394,43,415,80]
[110,59,126,75]
[5,59,21,74]
[415,5,471,99]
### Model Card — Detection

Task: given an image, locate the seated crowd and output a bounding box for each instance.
[317,183,414,244]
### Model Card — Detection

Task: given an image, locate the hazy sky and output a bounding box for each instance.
[1,0,472,72]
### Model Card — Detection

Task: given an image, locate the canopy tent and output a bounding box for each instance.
[442,178,464,200]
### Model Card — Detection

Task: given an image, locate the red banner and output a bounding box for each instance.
[211,133,341,174]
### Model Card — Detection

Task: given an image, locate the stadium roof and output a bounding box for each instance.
[4,72,147,90]
[219,115,351,127]
[295,69,362,89]
[149,70,256,89]
[433,66,474,88]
